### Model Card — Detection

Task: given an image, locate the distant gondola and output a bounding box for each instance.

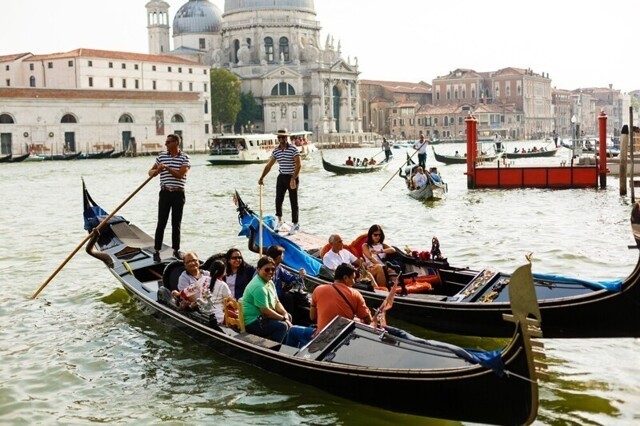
[432,147,500,165]
[236,193,640,338]
[109,150,126,158]
[501,148,558,159]
[0,155,12,163]
[82,182,545,425]
[9,153,31,162]
[39,152,83,160]
[79,149,115,160]
[321,152,388,174]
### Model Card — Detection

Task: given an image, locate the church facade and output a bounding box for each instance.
[147,0,363,137]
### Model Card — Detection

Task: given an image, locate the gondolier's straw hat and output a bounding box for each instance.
[276,129,291,137]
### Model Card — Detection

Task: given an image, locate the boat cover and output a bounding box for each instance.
[532,273,622,292]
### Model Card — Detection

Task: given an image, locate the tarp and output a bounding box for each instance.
[238,213,323,276]
[533,273,622,292]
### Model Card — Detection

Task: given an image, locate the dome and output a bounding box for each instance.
[173,0,223,36]
[224,0,316,15]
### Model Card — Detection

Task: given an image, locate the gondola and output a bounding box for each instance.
[398,154,447,200]
[9,153,30,162]
[236,193,640,338]
[39,152,83,160]
[109,150,126,158]
[82,182,544,425]
[501,148,558,159]
[432,147,500,165]
[79,149,115,159]
[321,151,388,174]
[0,154,12,163]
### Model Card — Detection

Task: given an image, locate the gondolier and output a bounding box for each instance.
[148,134,190,261]
[258,129,302,235]
[413,135,429,169]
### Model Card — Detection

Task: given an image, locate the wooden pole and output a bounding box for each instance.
[379,142,424,191]
[258,185,264,257]
[30,175,155,299]
[620,129,628,196]
[630,107,635,203]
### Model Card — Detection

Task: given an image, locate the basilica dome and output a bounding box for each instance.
[173,0,223,35]
[224,0,316,15]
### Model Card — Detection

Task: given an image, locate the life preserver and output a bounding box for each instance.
[48,132,54,138]
[23,131,29,138]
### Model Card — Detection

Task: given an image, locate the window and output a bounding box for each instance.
[29,63,34,71]
[171,114,184,123]
[5,65,9,71]
[271,82,295,96]
[168,66,172,72]
[48,62,53,69]
[178,67,182,73]
[205,123,209,134]
[199,38,206,49]
[135,79,139,89]
[152,65,156,71]
[122,79,126,88]
[264,37,274,63]
[88,60,93,67]
[5,79,9,87]
[204,83,207,92]
[109,78,114,88]
[189,82,193,91]
[122,63,126,69]
[203,69,207,75]
[88,77,93,87]
[109,62,113,68]
[471,89,475,98]
[152,81,157,90]
[61,114,77,123]
[0,114,14,124]
[179,82,183,91]
[118,114,134,123]
[189,68,193,74]
[29,76,35,87]
[279,37,290,62]
[67,60,73,67]
[204,99,208,114]
[135,64,139,70]
[233,39,240,64]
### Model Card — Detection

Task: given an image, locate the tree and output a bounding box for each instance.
[235,92,263,133]
[210,68,241,133]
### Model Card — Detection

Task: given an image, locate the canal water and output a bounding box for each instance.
[1,145,638,425]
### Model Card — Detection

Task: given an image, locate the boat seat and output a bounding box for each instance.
[235,332,281,350]
[222,296,245,332]
[162,260,185,292]
[319,233,368,259]
[110,222,155,249]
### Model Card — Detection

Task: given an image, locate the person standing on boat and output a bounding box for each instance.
[413,135,428,169]
[258,129,302,235]
[382,137,392,162]
[148,134,190,261]
[310,263,372,336]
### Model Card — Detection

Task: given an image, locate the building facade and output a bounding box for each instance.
[0,49,211,155]
[148,0,362,139]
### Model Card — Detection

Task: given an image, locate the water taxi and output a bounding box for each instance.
[207,134,279,165]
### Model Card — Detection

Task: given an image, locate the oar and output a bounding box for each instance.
[379,142,424,191]
[30,174,155,299]
[258,184,264,257]
[370,149,385,161]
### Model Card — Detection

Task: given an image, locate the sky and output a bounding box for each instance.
[1,0,637,92]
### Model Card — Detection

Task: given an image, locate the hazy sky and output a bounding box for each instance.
[2,0,636,92]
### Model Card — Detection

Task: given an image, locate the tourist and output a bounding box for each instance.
[454,150,460,157]
[322,234,362,270]
[429,167,442,183]
[258,129,302,235]
[199,259,231,321]
[310,263,372,335]
[223,248,256,299]
[242,256,292,342]
[362,157,369,166]
[173,251,210,310]
[412,166,428,189]
[345,156,354,166]
[361,224,396,288]
[148,134,190,261]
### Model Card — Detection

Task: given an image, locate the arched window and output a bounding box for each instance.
[462,90,466,98]
[233,39,240,64]
[118,114,134,123]
[171,114,184,123]
[471,89,476,98]
[61,114,77,123]
[264,37,274,63]
[0,114,14,124]
[29,76,36,87]
[271,83,295,96]
[279,37,290,62]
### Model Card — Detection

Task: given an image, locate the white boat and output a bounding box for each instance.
[605,156,640,176]
[288,131,317,159]
[207,134,279,165]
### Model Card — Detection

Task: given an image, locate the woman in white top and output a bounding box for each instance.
[201,260,232,322]
[361,224,396,288]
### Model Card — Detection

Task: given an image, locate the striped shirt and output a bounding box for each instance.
[271,144,300,175]
[156,150,190,189]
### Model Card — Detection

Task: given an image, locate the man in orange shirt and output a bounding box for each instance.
[310,263,372,336]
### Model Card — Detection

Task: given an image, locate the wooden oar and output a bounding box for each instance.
[30,174,155,299]
[379,142,424,191]
[258,184,264,257]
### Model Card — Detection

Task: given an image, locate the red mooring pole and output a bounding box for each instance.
[466,114,477,189]
[598,111,608,188]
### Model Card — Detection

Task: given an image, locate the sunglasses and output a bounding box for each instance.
[372,233,381,237]
[230,256,243,260]
[263,267,275,273]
